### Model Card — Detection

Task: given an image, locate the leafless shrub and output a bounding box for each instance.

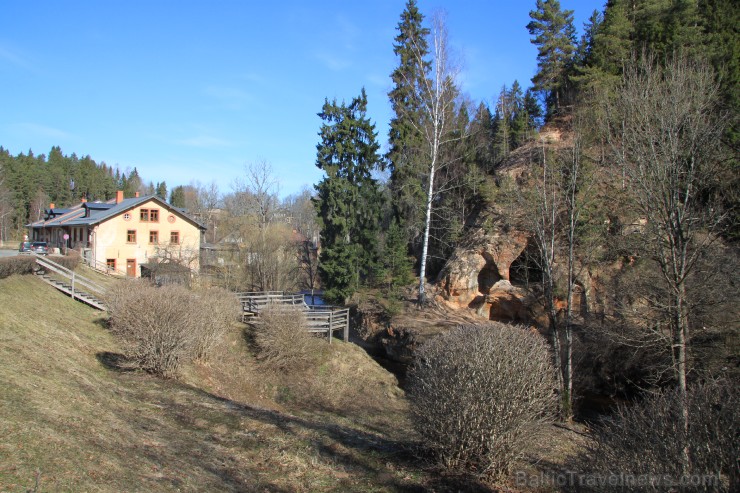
[407,323,558,480]
[191,287,242,360]
[106,280,240,377]
[575,380,739,492]
[52,251,80,270]
[252,304,329,373]
[0,256,35,278]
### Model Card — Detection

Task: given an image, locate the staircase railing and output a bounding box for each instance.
[34,255,107,309]
[84,257,127,277]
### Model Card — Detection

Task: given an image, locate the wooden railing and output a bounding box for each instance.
[237,291,305,313]
[35,255,107,310]
[237,291,350,343]
[304,305,350,344]
[84,257,127,277]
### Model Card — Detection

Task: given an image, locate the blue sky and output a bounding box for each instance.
[0,0,601,198]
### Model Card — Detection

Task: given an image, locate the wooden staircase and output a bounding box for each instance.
[33,255,107,311]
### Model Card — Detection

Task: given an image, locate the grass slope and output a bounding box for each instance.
[0,275,445,492]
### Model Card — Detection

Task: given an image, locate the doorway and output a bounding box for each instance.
[126,259,137,277]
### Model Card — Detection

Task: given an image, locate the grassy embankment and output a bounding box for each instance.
[0,274,433,492]
[0,271,587,492]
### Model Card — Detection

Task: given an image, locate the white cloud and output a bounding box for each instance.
[204,85,254,110]
[0,45,32,70]
[174,134,233,148]
[13,122,71,140]
[312,51,351,72]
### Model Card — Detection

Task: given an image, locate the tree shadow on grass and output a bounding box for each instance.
[96,351,138,372]
[166,384,495,492]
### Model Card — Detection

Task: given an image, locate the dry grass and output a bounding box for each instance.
[0,274,592,492]
[0,275,428,492]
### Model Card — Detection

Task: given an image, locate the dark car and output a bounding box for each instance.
[19,241,48,255]
[19,241,33,254]
[31,242,49,255]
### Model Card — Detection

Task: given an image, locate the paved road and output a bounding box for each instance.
[0,249,20,258]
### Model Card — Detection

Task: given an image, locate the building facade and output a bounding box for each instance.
[28,191,205,277]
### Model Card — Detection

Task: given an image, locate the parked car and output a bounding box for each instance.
[19,241,48,255]
[31,242,48,255]
[19,241,32,254]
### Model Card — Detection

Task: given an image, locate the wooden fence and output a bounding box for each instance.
[237,291,349,343]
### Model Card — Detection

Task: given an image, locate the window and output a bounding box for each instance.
[106,259,116,272]
[140,208,159,222]
[127,230,136,243]
[170,231,180,244]
[123,213,131,221]
[149,231,159,244]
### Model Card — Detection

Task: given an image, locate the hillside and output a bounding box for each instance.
[0,275,425,492]
[1,273,595,492]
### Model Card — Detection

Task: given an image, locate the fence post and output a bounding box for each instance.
[71,271,76,300]
[343,309,349,342]
[328,311,333,344]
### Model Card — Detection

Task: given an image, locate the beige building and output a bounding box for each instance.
[29,191,206,277]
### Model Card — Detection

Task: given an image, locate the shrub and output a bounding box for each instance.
[575,380,739,492]
[106,280,240,377]
[51,252,80,271]
[252,304,329,373]
[407,323,557,479]
[191,286,242,360]
[0,256,36,279]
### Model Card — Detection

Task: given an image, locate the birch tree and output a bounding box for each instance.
[404,11,461,304]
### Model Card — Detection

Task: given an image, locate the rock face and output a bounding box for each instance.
[435,228,532,323]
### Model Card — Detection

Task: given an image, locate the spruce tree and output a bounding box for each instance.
[387,0,430,248]
[527,0,577,117]
[313,89,384,304]
[169,186,185,207]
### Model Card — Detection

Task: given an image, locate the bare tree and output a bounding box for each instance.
[405,11,463,303]
[299,238,320,304]
[182,181,221,243]
[225,161,299,291]
[0,174,13,246]
[527,138,566,408]
[606,52,727,471]
[233,160,279,235]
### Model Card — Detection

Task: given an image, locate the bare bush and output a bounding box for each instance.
[52,251,81,270]
[575,380,739,492]
[191,287,242,360]
[0,256,35,278]
[252,304,329,373]
[407,323,558,479]
[106,280,240,377]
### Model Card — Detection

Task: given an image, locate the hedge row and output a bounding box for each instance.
[0,253,81,280]
[0,256,36,279]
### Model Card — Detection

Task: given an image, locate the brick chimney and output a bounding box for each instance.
[116,190,124,204]
[135,191,140,198]
[49,203,55,209]
[81,197,87,203]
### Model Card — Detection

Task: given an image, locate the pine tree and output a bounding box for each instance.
[468,102,495,173]
[169,186,185,207]
[527,0,577,117]
[156,181,168,199]
[313,89,384,304]
[387,0,430,248]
